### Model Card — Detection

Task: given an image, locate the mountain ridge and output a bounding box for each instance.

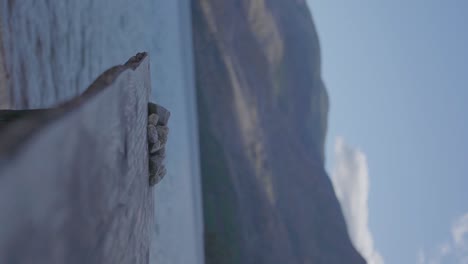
[192,1,365,263]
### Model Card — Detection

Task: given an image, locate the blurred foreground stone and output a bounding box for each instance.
[0,53,154,264]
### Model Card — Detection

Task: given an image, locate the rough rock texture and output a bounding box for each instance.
[0,55,153,264]
[147,103,170,186]
[192,0,366,263]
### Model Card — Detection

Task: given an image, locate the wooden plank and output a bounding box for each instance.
[0,53,153,264]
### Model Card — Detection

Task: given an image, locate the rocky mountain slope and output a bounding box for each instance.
[192,0,366,263]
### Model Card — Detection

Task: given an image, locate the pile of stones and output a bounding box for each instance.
[147,103,170,186]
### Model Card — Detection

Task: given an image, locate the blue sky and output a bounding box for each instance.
[308,1,468,263]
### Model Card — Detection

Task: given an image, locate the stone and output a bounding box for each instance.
[149,141,162,154]
[148,161,157,177]
[149,167,166,186]
[148,102,170,126]
[150,146,166,156]
[148,113,159,126]
[156,147,166,156]
[149,153,167,186]
[149,166,166,186]
[147,124,158,144]
[149,175,158,186]
[156,166,167,182]
[156,125,169,145]
[149,152,166,168]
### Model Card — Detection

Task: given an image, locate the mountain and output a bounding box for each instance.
[192,0,366,263]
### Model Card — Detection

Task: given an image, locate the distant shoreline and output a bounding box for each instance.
[0,19,8,109]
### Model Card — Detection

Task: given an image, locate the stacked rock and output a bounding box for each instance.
[147,103,170,186]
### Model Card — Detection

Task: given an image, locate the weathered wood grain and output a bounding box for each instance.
[0,53,153,264]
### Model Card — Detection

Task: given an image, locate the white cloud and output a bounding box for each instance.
[439,243,451,256]
[331,137,384,264]
[418,250,426,264]
[452,213,468,249]
[419,213,468,264]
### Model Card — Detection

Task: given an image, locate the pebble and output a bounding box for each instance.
[147,124,158,144]
[148,113,159,126]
